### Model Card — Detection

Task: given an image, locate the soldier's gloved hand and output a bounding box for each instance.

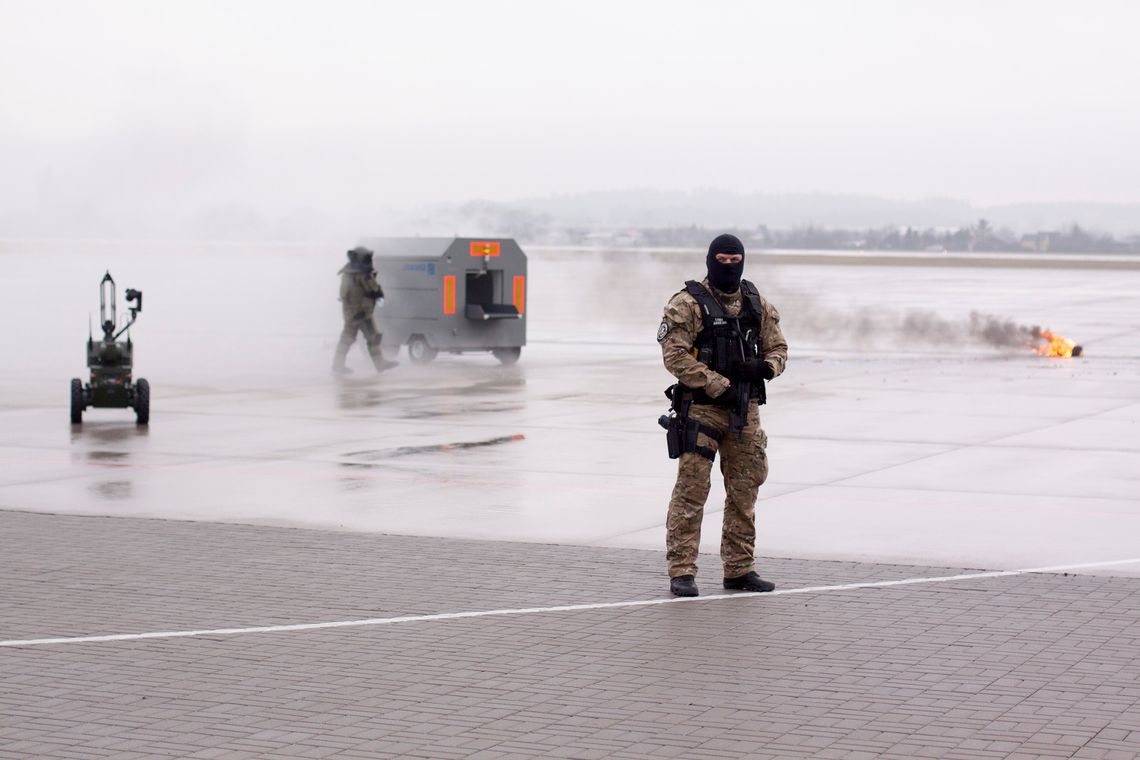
[735,358,775,381]
[375,297,385,307]
[714,384,740,407]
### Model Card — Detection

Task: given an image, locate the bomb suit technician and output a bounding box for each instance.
[332,246,398,375]
[657,233,788,597]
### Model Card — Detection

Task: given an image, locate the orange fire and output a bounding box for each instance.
[1034,330,1082,358]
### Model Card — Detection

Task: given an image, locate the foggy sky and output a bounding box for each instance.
[3,1,1139,237]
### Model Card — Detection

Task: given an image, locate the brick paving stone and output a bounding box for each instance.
[3,510,1140,759]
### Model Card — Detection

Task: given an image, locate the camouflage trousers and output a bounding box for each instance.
[333,312,386,371]
[666,402,769,579]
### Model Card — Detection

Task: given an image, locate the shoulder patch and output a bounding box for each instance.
[656,320,670,343]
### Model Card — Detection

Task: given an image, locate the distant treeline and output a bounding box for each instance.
[421,201,1140,253]
[605,220,1140,254]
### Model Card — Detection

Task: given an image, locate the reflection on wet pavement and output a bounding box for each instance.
[70,423,149,444]
[335,386,385,410]
[85,451,129,465]
[89,480,133,500]
[400,403,524,419]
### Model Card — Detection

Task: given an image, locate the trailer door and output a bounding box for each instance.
[465,270,519,320]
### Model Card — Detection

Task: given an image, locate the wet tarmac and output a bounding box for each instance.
[2,242,1139,576]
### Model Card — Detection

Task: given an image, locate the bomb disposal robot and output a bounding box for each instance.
[71,272,149,425]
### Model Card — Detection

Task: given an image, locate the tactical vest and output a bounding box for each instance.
[685,279,764,378]
[659,280,767,454]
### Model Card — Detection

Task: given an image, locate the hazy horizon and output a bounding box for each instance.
[3,1,1139,239]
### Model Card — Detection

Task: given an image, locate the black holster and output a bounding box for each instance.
[658,414,685,459]
[658,385,723,460]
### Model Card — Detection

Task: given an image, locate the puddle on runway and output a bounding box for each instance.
[343,434,526,462]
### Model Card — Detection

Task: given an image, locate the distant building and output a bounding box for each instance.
[583,229,644,247]
[1020,232,1055,252]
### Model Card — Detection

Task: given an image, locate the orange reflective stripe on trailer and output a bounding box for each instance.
[470,241,500,257]
[443,275,456,314]
[513,276,526,315]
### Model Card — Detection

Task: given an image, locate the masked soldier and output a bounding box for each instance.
[332,247,398,375]
[657,233,788,597]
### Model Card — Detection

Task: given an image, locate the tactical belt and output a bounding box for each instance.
[684,386,763,406]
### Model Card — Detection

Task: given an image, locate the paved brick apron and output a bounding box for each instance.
[2,510,1139,759]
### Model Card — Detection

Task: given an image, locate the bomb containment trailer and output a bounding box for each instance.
[360,237,527,365]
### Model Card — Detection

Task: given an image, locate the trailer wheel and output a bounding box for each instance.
[70,378,84,424]
[493,347,521,365]
[134,378,150,426]
[407,336,437,365]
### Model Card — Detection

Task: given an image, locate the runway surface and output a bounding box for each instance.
[2,243,1140,758]
[2,243,1138,574]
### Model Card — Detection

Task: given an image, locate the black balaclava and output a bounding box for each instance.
[707,233,745,293]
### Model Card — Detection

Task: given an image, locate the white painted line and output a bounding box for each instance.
[3,556,1139,649]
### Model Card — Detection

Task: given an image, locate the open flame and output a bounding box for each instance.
[1034,330,1083,358]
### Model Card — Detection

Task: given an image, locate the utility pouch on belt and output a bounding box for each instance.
[659,385,723,461]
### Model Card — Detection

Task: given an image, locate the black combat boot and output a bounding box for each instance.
[723,571,775,592]
[331,364,353,375]
[670,575,699,597]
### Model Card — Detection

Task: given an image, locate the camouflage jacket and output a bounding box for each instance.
[340,272,384,319]
[658,278,788,398]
